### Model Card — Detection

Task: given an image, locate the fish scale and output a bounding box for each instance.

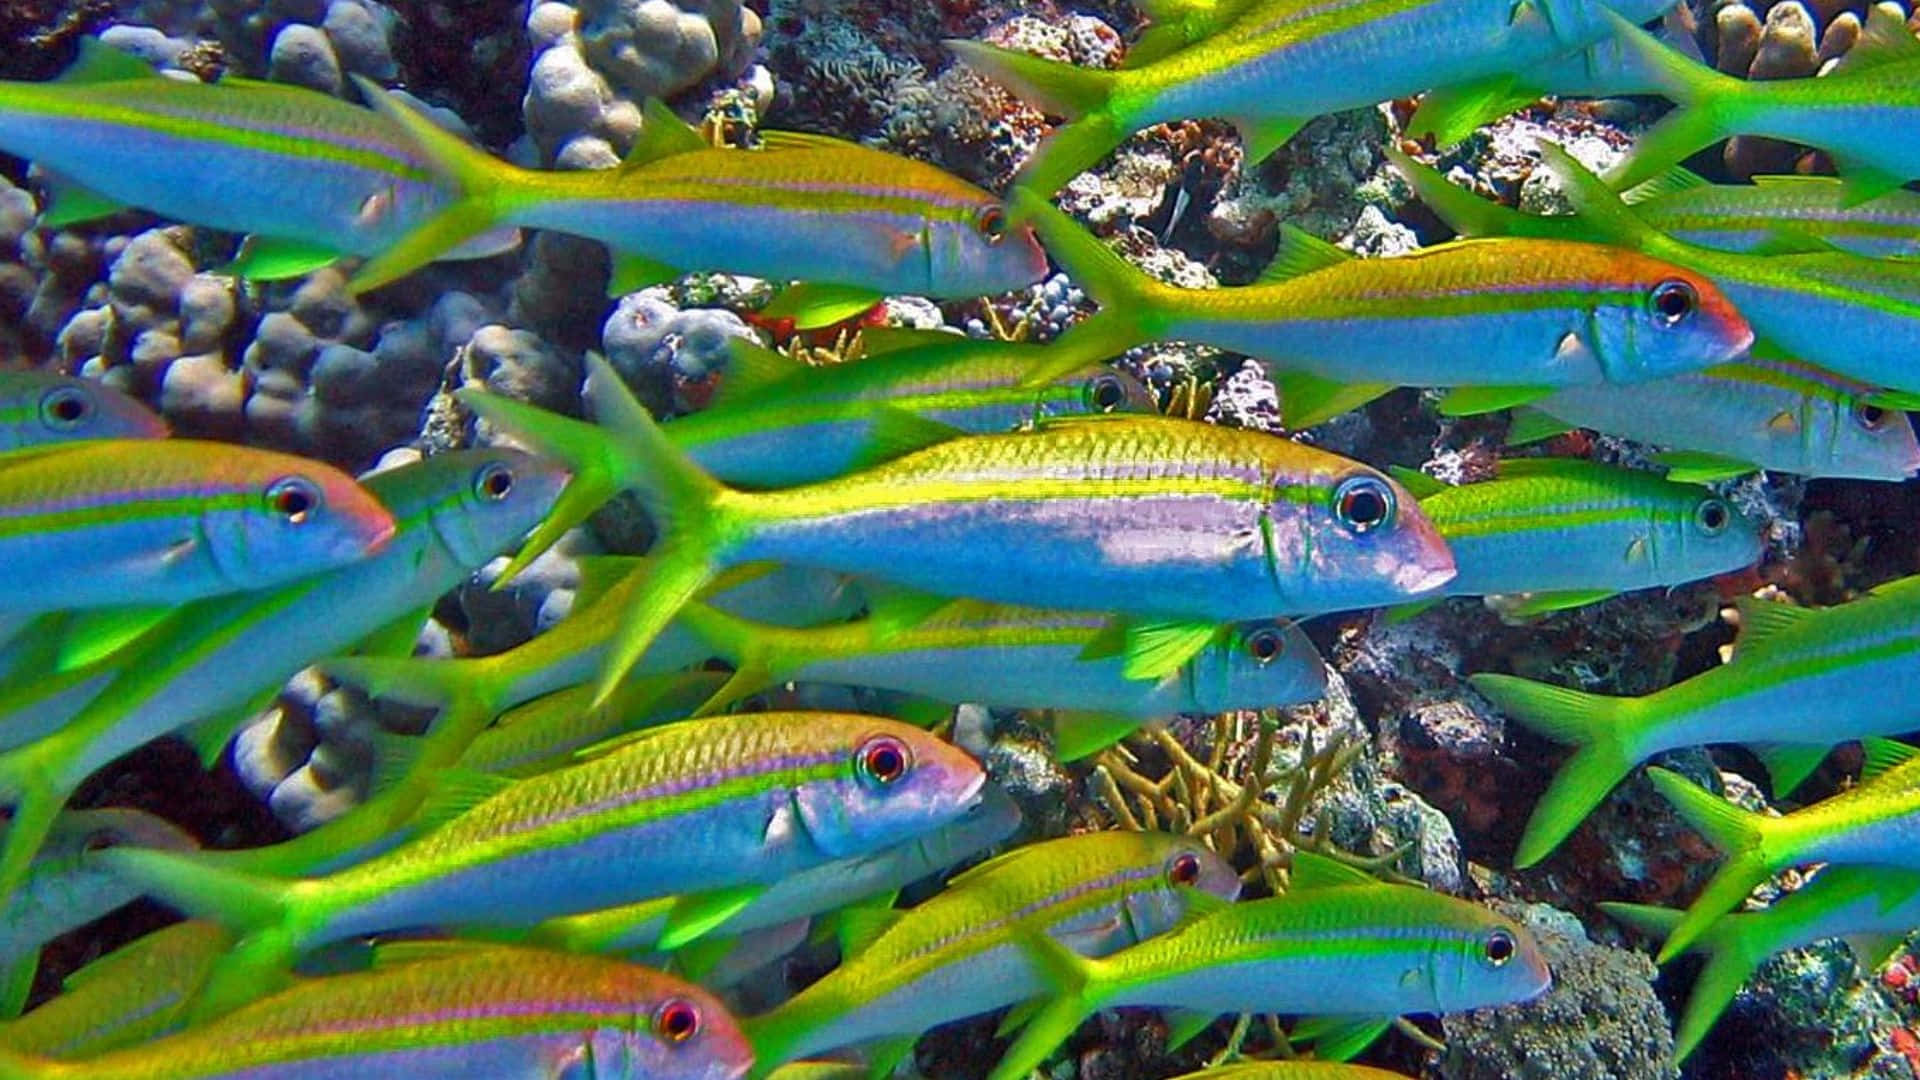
[0,946,752,1080]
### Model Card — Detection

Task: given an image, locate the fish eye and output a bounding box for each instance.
[974,204,1008,244]
[1084,373,1128,413]
[39,386,91,429]
[1694,498,1730,536]
[265,477,323,525]
[1483,929,1516,966]
[1648,279,1698,326]
[653,999,702,1043]
[81,830,117,854]
[856,735,911,788]
[1854,402,1891,431]
[472,461,516,502]
[1244,625,1286,664]
[1167,852,1202,887]
[1332,475,1394,534]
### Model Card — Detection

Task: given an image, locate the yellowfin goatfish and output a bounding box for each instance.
[347,88,1048,327]
[0,371,166,450]
[0,40,518,281]
[0,439,394,612]
[947,0,1679,198]
[1014,190,1752,398]
[0,920,232,1058]
[465,355,1454,707]
[0,943,754,1080]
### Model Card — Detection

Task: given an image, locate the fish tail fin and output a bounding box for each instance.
[1006,189,1159,386]
[345,75,524,294]
[943,39,1124,197]
[1468,673,1643,868]
[1534,142,1662,249]
[0,748,67,904]
[987,932,1108,1080]
[1384,146,1533,239]
[465,356,737,705]
[1603,901,1752,1063]
[739,1007,828,1078]
[1590,10,1742,194]
[1643,766,1772,963]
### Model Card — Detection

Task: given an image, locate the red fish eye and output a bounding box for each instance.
[1168,852,1202,886]
[975,205,1007,243]
[654,999,701,1043]
[39,388,90,428]
[1332,476,1394,533]
[266,477,322,524]
[857,736,911,786]
[473,462,515,501]
[1649,279,1697,325]
[1484,929,1516,966]
[1245,626,1284,663]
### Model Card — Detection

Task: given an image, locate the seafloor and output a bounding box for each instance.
[2,1,1918,1079]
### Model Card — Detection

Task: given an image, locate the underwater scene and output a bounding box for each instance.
[1,0,1919,1077]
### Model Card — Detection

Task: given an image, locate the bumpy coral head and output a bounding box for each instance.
[923,194,1050,298]
[793,716,988,859]
[598,964,754,1080]
[1584,254,1753,383]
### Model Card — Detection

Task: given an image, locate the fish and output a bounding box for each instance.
[100,711,986,1022]
[0,39,517,281]
[0,943,753,1080]
[1495,350,1920,484]
[1389,457,1763,615]
[465,353,1454,707]
[0,449,567,907]
[947,0,1678,198]
[988,854,1552,1080]
[667,581,1327,752]
[528,784,1025,958]
[346,88,1048,326]
[1160,1065,1418,1080]
[1596,5,1920,204]
[0,371,166,450]
[665,332,1155,490]
[453,670,734,782]
[0,808,197,1017]
[1469,574,1920,868]
[1400,141,1920,395]
[1013,187,1752,396]
[1641,739,1920,962]
[0,920,233,1058]
[1604,865,1920,1061]
[0,438,396,613]
[741,828,1241,1075]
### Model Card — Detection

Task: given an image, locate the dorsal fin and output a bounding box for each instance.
[1620,165,1709,205]
[1258,225,1351,284]
[57,38,160,83]
[1505,407,1574,446]
[409,769,516,833]
[621,99,708,170]
[1387,465,1448,499]
[1438,384,1554,416]
[1729,596,1815,663]
[1288,850,1378,890]
[710,338,806,406]
[1860,737,1920,783]
[1492,456,1622,482]
[835,904,903,958]
[1829,4,1920,76]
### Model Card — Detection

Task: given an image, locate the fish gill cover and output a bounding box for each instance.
[0,0,1915,1078]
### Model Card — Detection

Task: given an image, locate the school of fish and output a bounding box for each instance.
[0,0,1915,1076]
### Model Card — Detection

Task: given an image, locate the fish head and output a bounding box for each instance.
[923,195,1050,298]
[1047,365,1158,419]
[399,449,570,568]
[1117,835,1241,942]
[1828,393,1920,481]
[1585,255,1752,383]
[601,965,754,1080]
[1,373,168,448]
[1415,896,1554,1013]
[1291,463,1457,609]
[1663,487,1765,577]
[794,717,988,859]
[215,452,398,581]
[1185,619,1328,714]
[905,784,1024,871]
